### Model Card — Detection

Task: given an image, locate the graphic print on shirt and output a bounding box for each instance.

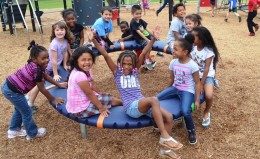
[192,53,205,74]
[173,64,192,89]
[120,75,140,89]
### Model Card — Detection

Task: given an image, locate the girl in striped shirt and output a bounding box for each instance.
[1,41,66,140]
[87,26,183,159]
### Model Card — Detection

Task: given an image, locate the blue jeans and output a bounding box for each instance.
[157,0,169,13]
[1,81,38,138]
[157,86,195,130]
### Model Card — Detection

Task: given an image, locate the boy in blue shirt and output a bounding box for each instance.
[92,7,114,49]
[225,0,242,22]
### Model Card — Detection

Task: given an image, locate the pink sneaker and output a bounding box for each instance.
[7,129,27,139]
[26,128,46,140]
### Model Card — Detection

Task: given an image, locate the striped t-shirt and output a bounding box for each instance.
[6,62,44,94]
[114,66,144,110]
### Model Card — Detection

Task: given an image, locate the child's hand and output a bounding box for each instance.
[52,97,64,107]
[99,107,110,117]
[200,83,204,93]
[53,75,62,81]
[153,26,161,40]
[86,26,96,41]
[64,65,70,71]
[195,101,200,111]
[110,45,115,49]
[118,38,123,42]
[58,82,67,89]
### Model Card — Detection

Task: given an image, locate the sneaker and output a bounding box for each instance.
[7,129,27,139]
[214,78,220,89]
[224,18,228,22]
[151,61,157,69]
[188,129,197,144]
[254,24,259,32]
[202,112,211,127]
[248,33,255,36]
[156,51,164,57]
[26,128,46,140]
[238,16,242,22]
[30,105,37,114]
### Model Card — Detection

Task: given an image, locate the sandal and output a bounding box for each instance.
[159,137,183,150]
[159,149,181,159]
[202,112,211,127]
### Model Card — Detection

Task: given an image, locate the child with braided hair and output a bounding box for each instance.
[87,26,183,159]
[1,40,66,140]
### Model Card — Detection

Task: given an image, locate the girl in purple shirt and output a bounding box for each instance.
[1,41,66,140]
[87,26,183,159]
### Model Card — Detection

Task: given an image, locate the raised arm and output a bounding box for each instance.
[86,27,117,75]
[136,26,161,69]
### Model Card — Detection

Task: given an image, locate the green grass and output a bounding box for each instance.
[38,0,72,9]
[37,0,197,9]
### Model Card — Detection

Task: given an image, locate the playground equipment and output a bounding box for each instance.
[0,0,42,40]
[47,40,205,138]
[73,0,120,26]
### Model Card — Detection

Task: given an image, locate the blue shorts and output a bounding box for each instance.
[126,100,152,118]
[210,0,215,5]
[204,77,214,85]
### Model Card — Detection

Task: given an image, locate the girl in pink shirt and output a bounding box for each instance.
[66,46,122,118]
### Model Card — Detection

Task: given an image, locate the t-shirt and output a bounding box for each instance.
[66,68,99,113]
[121,29,133,40]
[130,18,148,43]
[46,38,68,72]
[70,23,84,49]
[169,59,199,94]
[190,46,215,78]
[91,17,113,36]
[248,0,260,11]
[229,0,237,9]
[6,62,44,94]
[114,66,144,110]
[167,17,187,43]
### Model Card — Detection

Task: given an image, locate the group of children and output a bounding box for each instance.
[2,3,221,159]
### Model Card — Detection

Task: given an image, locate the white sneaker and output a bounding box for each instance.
[26,128,46,140]
[7,129,27,139]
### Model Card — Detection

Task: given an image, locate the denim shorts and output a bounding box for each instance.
[126,99,152,118]
[139,35,153,47]
[204,77,214,85]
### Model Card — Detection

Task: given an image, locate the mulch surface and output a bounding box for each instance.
[0,3,259,159]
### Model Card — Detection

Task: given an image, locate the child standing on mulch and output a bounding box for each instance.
[224,0,242,22]
[190,26,220,127]
[247,0,260,36]
[157,34,201,145]
[61,8,84,54]
[1,41,66,140]
[66,46,122,118]
[87,26,183,159]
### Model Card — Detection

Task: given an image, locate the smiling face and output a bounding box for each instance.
[120,23,129,34]
[185,18,197,31]
[102,10,113,22]
[32,51,49,69]
[121,56,133,75]
[173,41,187,59]
[77,53,94,72]
[65,13,77,29]
[54,26,66,39]
[175,6,186,19]
[132,9,142,21]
